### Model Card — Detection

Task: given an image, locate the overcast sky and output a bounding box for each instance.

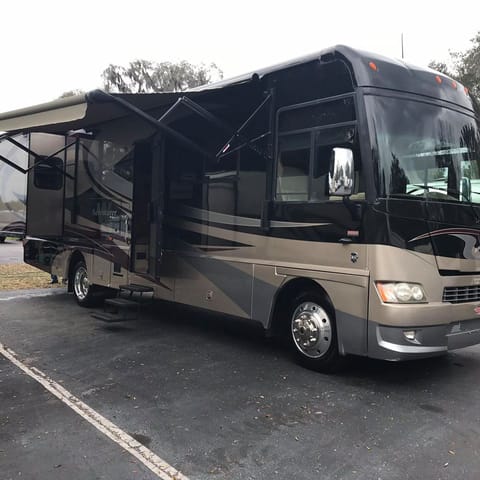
[0,0,478,112]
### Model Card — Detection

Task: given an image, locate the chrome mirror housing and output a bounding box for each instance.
[328,147,354,196]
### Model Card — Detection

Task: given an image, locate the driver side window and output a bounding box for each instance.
[276,95,361,201]
[277,133,310,201]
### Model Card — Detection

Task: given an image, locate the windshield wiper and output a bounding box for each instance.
[408,184,480,203]
[408,184,480,222]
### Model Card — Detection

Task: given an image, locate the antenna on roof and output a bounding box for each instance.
[401,33,405,59]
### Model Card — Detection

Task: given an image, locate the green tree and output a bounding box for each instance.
[59,89,85,98]
[429,32,480,100]
[427,61,451,76]
[101,59,223,93]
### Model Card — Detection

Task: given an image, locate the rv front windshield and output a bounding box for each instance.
[366,95,480,203]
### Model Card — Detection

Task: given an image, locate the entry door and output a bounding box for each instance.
[26,134,65,238]
[131,138,164,278]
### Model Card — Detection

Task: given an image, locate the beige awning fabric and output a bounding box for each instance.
[0,94,89,133]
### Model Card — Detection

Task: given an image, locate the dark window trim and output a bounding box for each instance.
[276,92,357,118]
[277,120,357,138]
[308,131,314,199]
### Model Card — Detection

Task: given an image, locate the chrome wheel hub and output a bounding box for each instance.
[291,302,332,358]
[74,266,90,300]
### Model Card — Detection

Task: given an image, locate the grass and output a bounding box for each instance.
[0,263,63,291]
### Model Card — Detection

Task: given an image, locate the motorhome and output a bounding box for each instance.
[0,45,479,371]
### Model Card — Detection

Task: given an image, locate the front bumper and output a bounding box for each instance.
[368,318,480,360]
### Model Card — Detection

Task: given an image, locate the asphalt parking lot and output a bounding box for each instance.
[1,291,480,480]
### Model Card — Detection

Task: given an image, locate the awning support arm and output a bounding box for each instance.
[87,90,271,163]
[215,93,272,159]
[177,96,271,161]
[6,136,42,159]
[87,90,213,160]
[3,136,75,179]
[157,98,184,123]
[217,131,271,159]
[0,153,27,174]
[24,140,77,180]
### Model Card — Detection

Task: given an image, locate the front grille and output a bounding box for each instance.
[443,286,480,304]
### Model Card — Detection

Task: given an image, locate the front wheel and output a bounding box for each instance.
[0,236,5,243]
[288,291,343,373]
[72,261,100,307]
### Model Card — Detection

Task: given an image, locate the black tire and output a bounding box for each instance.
[286,290,343,373]
[0,236,5,243]
[72,260,102,307]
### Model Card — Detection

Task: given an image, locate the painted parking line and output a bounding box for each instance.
[0,342,189,480]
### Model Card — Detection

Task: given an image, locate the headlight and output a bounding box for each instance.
[375,282,427,303]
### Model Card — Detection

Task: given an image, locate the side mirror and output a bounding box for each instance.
[328,147,354,196]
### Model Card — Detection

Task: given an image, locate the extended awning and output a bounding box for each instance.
[0,90,185,135]
[0,80,272,168]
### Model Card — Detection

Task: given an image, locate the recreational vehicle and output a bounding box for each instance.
[0,45,479,371]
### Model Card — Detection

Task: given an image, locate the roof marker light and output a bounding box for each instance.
[465,86,469,95]
[435,75,442,84]
[451,80,457,89]
[369,61,378,72]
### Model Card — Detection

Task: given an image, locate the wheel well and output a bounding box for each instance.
[67,251,85,292]
[268,277,335,337]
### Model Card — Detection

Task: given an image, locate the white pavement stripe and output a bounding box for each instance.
[0,342,189,480]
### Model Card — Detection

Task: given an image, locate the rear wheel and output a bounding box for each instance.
[287,290,342,373]
[72,260,101,307]
[0,236,5,243]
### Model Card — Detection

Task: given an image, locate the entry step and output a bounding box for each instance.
[90,312,136,322]
[104,298,140,309]
[119,284,154,294]
[91,284,153,323]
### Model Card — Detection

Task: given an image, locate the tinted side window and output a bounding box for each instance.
[238,149,266,217]
[204,145,267,218]
[113,153,134,182]
[279,96,355,133]
[276,133,311,201]
[166,143,203,209]
[204,155,238,215]
[75,139,133,236]
[34,156,63,190]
